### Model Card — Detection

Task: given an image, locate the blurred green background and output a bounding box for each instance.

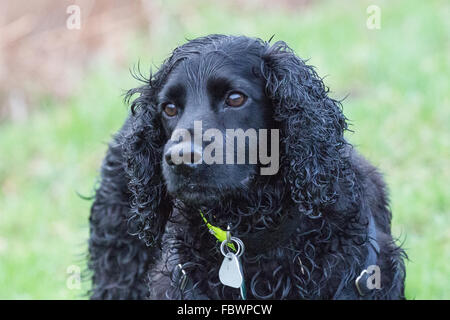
[0,0,448,299]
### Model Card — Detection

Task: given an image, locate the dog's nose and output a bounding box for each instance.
[164,142,202,170]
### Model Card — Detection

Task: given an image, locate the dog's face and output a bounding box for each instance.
[159,53,275,205]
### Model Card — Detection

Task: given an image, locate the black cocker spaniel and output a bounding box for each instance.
[88,34,406,299]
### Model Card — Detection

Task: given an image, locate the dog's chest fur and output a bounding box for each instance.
[147,210,189,299]
[146,209,307,300]
[147,209,216,299]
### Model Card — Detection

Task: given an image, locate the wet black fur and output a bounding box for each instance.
[88,35,406,299]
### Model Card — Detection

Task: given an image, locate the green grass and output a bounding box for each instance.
[0,0,448,299]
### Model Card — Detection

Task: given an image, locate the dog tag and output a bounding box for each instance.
[219,252,244,289]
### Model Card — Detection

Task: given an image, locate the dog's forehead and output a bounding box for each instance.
[162,52,261,92]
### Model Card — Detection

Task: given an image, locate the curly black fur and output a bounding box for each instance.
[88,35,406,299]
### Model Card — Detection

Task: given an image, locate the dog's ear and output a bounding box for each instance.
[122,69,172,247]
[260,41,351,217]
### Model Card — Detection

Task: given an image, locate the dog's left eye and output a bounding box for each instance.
[225,92,247,107]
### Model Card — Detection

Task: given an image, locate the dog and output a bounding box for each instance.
[88,34,406,299]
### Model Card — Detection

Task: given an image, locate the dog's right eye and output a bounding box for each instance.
[162,103,178,117]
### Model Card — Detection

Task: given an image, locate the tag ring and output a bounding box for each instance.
[226,224,231,243]
[220,236,245,257]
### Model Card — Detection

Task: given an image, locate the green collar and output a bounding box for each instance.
[199,210,236,251]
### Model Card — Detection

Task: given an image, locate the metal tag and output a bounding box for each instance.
[219,252,244,289]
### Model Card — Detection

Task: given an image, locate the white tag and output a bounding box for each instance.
[219,252,244,289]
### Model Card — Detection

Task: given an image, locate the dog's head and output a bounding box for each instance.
[123,35,348,246]
[158,38,278,206]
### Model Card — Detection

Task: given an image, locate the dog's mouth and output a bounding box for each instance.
[172,183,220,206]
[186,183,209,193]
[170,175,254,206]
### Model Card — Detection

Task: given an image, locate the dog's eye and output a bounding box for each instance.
[163,103,178,117]
[225,92,247,107]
